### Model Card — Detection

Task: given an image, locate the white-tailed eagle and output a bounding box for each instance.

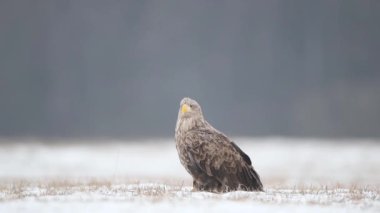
[175,97,263,192]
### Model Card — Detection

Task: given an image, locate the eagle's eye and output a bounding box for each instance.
[189,104,194,108]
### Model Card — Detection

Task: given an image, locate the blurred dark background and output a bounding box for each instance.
[0,0,379,139]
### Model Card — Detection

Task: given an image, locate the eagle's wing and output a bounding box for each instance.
[183,128,263,191]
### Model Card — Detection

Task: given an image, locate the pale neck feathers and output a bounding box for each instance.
[175,115,221,139]
[176,116,204,135]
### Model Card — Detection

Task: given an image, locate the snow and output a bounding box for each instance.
[0,184,378,212]
[0,138,379,212]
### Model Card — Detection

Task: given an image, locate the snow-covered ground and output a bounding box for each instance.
[0,138,379,212]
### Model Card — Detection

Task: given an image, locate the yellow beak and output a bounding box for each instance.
[181,104,190,113]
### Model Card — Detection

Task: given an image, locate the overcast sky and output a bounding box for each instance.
[0,0,379,139]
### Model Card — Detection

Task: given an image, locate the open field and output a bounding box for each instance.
[0,138,379,212]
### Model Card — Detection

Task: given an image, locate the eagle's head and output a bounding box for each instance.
[179,97,203,119]
[176,97,205,133]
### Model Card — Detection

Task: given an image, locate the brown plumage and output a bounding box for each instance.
[175,97,263,193]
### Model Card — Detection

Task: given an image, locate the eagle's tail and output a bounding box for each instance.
[240,166,263,191]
